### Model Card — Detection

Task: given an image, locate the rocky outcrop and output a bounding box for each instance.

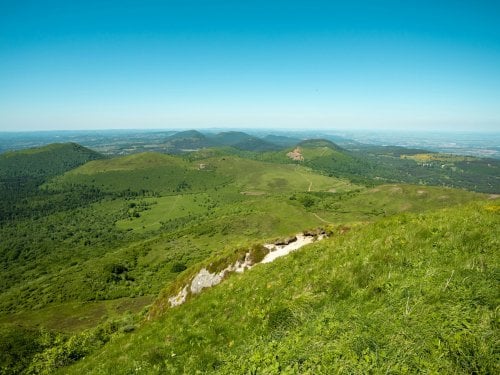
[303,228,326,237]
[274,236,297,246]
[167,231,327,308]
[168,252,254,307]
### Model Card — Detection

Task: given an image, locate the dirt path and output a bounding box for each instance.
[166,195,181,215]
[294,166,313,191]
[313,213,333,224]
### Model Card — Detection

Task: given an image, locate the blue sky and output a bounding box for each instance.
[1,0,499,131]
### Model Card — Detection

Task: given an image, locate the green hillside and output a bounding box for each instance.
[297,138,346,151]
[0,142,103,179]
[161,130,282,154]
[31,201,499,374]
[0,153,361,321]
[263,134,302,147]
[210,131,279,151]
[47,152,230,195]
[255,139,500,193]
[0,143,104,222]
[0,143,497,374]
[164,130,215,152]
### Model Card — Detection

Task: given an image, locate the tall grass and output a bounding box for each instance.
[63,202,499,374]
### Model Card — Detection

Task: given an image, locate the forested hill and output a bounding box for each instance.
[163,130,282,153]
[297,138,346,151]
[0,142,103,179]
[210,131,279,151]
[0,143,104,222]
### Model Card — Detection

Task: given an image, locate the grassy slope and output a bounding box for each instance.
[293,184,483,224]
[1,148,496,373]
[0,152,484,325]
[50,153,355,195]
[0,296,154,333]
[64,201,499,374]
[46,152,226,194]
[0,153,358,327]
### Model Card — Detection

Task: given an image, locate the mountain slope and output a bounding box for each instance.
[211,131,280,151]
[263,134,302,147]
[0,143,104,221]
[297,138,346,151]
[164,130,215,152]
[47,152,229,194]
[0,142,103,179]
[162,130,281,153]
[60,201,499,374]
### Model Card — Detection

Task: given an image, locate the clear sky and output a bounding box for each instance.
[1,0,499,132]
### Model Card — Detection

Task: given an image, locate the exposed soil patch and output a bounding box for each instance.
[287,147,304,161]
[274,236,297,246]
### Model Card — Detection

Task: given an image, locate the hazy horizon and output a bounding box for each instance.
[1,1,500,132]
[1,127,500,134]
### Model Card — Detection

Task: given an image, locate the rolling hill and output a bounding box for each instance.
[210,131,280,151]
[263,134,303,147]
[162,130,283,153]
[0,142,103,180]
[0,140,497,374]
[0,143,104,222]
[164,130,215,152]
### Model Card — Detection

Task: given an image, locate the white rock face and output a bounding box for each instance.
[261,234,324,263]
[168,285,188,307]
[168,252,254,307]
[233,252,253,273]
[167,233,325,307]
[190,268,225,294]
